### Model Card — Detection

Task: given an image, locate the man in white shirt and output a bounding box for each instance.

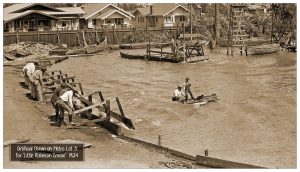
[172,85,185,102]
[55,89,75,126]
[22,62,37,89]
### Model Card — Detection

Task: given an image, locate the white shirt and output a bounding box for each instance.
[174,89,184,97]
[60,90,73,109]
[23,63,35,76]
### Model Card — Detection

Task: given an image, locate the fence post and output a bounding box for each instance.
[37,29,39,42]
[16,29,19,43]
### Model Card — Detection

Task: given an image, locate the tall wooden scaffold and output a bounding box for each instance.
[227,4,248,56]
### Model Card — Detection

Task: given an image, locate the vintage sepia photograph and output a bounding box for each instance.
[2,1,297,169]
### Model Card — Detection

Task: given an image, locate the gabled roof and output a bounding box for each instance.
[134,3,189,17]
[96,9,132,20]
[4,3,63,14]
[81,3,134,19]
[4,10,58,23]
[4,3,85,23]
[43,7,85,15]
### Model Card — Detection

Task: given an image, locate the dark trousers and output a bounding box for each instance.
[185,87,195,100]
[56,99,73,124]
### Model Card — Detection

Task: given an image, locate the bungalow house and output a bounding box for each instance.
[4,3,85,32]
[246,4,271,16]
[80,3,135,29]
[132,3,189,29]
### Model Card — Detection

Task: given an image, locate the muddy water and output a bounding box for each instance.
[50,47,296,168]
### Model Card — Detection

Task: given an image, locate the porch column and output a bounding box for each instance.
[74,18,79,30]
[87,19,94,29]
[50,19,56,31]
[9,22,15,32]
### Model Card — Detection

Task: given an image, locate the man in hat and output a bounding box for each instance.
[31,65,47,101]
[172,85,185,103]
[51,83,73,122]
[22,62,38,89]
[183,77,195,101]
[55,86,79,126]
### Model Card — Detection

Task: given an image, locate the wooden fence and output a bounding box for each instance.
[3,28,179,47]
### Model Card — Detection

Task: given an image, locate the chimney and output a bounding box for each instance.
[150,5,153,14]
[73,3,77,8]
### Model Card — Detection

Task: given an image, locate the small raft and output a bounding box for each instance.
[246,43,280,55]
[184,93,218,105]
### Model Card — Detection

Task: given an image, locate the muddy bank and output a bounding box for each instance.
[3,66,202,169]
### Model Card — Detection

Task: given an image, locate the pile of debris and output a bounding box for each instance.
[3,42,58,57]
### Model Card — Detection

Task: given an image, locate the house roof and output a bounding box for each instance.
[96,9,131,20]
[4,3,84,23]
[4,3,63,14]
[4,10,58,23]
[43,7,85,15]
[135,3,189,17]
[135,7,150,16]
[81,3,134,19]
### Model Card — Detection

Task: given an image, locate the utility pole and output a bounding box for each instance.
[190,3,193,38]
[215,3,220,42]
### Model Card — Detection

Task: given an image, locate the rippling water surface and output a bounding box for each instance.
[50,47,296,168]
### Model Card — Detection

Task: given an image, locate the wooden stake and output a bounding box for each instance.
[116,97,125,117]
[205,149,208,156]
[105,99,111,119]
[158,135,161,146]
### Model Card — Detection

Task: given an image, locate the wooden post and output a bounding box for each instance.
[160,45,163,57]
[78,83,84,95]
[105,99,111,119]
[82,30,87,46]
[95,27,100,44]
[37,30,39,42]
[205,149,208,156]
[227,4,229,55]
[88,94,93,114]
[116,97,125,117]
[158,135,161,146]
[57,29,61,45]
[112,26,115,45]
[16,29,19,43]
[99,91,105,102]
[271,4,274,44]
[245,46,248,56]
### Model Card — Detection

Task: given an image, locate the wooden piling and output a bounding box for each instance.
[105,99,111,119]
[88,94,93,114]
[205,149,208,156]
[158,135,161,146]
[116,97,125,117]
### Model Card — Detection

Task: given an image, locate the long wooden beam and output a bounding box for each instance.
[73,102,103,115]
[196,155,266,169]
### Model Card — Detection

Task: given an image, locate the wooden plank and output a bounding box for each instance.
[73,102,103,115]
[196,155,266,168]
[149,50,174,55]
[77,95,135,129]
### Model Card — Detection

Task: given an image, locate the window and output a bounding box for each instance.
[92,19,96,25]
[115,18,124,25]
[165,16,173,23]
[62,20,71,27]
[179,16,185,22]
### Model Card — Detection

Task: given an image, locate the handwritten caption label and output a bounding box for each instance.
[10,144,84,161]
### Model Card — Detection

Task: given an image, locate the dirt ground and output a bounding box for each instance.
[2,66,197,169]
